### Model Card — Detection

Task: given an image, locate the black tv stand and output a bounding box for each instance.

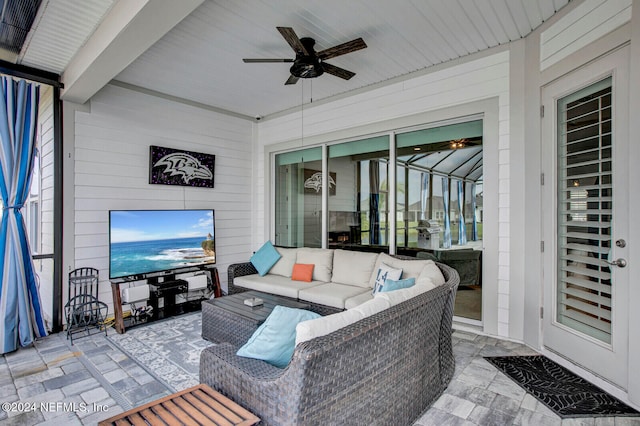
[111,267,221,334]
[148,279,188,320]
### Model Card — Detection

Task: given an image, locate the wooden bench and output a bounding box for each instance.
[98,383,259,425]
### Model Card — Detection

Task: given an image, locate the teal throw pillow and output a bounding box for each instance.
[379,277,416,293]
[236,306,321,368]
[250,241,281,276]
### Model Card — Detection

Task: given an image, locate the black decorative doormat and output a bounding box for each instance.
[484,356,639,418]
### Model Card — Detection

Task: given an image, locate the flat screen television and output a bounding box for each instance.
[109,209,215,280]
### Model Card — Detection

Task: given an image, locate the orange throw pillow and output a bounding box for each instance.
[291,263,314,282]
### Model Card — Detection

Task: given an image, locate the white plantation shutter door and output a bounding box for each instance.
[556,77,613,344]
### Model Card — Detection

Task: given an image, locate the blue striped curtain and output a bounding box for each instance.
[0,77,47,354]
[441,177,451,248]
[369,160,380,245]
[420,172,428,220]
[471,183,478,240]
[457,180,467,245]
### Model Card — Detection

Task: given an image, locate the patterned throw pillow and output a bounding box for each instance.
[372,263,402,294]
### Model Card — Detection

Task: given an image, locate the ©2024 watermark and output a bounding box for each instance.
[2,401,110,415]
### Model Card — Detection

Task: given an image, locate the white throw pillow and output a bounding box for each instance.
[269,247,298,277]
[331,249,379,288]
[296,248,334,282]
[372,263,403,294]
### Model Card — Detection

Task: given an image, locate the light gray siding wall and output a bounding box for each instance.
[36,85,55,326]
[71,84,253,312]
[540,0,632,70]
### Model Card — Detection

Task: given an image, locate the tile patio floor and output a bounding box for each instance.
[1,325,639,425]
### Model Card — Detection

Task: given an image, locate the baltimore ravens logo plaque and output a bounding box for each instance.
[149,145,215,188]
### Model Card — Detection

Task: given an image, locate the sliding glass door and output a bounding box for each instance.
[327,136,390,249]
[274,147,322,248]
[273,118,485,321]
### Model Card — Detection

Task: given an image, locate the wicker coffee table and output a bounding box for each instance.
[201,291,310,346]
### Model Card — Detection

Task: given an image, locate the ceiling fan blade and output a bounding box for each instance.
[277,27,309,55]
[318,38,367,60]
[285,75,299,85]
[322,62,356,80]
[243,58,294,63]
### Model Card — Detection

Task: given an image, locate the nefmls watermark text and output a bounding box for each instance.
[2,401,109,414]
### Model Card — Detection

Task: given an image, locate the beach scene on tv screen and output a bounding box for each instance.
[110,210,215,279]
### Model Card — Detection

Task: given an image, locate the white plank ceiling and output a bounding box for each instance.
[19,0,116,73]
[19,0,571,118]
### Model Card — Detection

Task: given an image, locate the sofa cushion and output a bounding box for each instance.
[298,283,371,310]
[291,263,314,282]
[368,253,432,287]
[234,274,322,299]
[352,296,391,318]
[331,249,379,288]
[295,308,363,346]
[368,253,447,289]
[250,241,281,276]
[375,277,436,307]
[416,261,446,287]
[379,277,416,293]
[269,247,298,277]
[296,296,391,345]
[344,291,373,309]
[237,306,320,368]
[372,263,403,294]
[296,248,334,282]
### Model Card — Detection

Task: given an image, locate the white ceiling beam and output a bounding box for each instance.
[61,0,205,104]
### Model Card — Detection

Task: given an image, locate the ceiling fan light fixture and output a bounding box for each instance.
[450,139,467,149]
[290,61,323,78]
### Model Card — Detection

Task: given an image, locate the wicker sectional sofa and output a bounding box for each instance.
[199,249,460,426]
[225,247,448,314]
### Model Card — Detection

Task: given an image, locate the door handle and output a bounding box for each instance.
[605,258,627,268]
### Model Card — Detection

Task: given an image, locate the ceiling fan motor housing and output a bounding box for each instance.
[291,37,324,78]
[290,59,323,78]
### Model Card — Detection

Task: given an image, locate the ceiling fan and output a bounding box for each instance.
[243,27,367,85]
